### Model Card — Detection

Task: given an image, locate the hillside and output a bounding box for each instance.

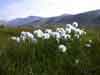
[43,9,100,26]
[4,9,100,27]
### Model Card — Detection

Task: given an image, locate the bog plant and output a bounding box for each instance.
[0,22,99,75]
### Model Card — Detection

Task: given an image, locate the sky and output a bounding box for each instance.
[0,0,100,20]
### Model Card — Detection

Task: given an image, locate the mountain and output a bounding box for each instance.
[73,10,100,26]
[7,9,100,27]
[19,14,73,27]
[0,20,7,26]
[43,10,100,26]
[43,14,74,24]
[8,16,42,27]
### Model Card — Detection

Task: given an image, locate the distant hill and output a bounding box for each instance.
[19,14,73,27]
[73,10,100,26]
[6,9,100,27]
[0,20,7,27]
[43,10,100,26]
[7,16,42,27]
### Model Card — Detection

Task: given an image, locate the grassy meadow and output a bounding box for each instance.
[0,27,99,75]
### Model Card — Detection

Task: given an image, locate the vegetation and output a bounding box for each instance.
[0,27,99,75]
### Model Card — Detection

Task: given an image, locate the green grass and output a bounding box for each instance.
[0,27,99,75]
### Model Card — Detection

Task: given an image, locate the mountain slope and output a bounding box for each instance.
[8,16,42,27]
[44,9,100,26]
[73,10,100,26]
[8,9,100,27]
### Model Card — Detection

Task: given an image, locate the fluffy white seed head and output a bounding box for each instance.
[51,32,61,39]
[10,36,20,43]
[88,40,92,43]
[74,29,86,35]
[63,34,71,40]
[20,35,26,41]
[10,36,17,40]
[21,31,26,36]
[33,29,44,38]
[43,33,50,39]
[72,21,78,28]
[58,44,67,52]
[65,28,71,34]
[59,31,66,37]
[75,59,79,64]
[20,31,34,41]
[16,37,20,43]
[85,43,91,48]
[74,34,80,39]
[56,28,61,32]
[28,32,34,38]
[45,29,52,34]
[32,38,37,43]
[66,24,71,29]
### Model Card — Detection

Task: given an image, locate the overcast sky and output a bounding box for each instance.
[0,0,100,20]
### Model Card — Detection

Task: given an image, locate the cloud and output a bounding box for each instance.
[0,0,100,20]
[0,0,40,20]
[38,0,100,16]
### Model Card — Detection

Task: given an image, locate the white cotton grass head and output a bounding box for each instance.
[33,29,44,38]
[10,36,17,40]
[21,31,25,35]
[51,32,61,39]
[10,36,20,43]
[58,44,67,53]
[62,34,71,40]
[20,35,26,41]
[66,24,77,32]
[16,37,20,43]
[65,34,71,39]
[55,32,61,39]
[26,32,34,39]
[75,28,86,36]
[74,34,80,39]
[65,28,71,34]
[43,33,50,39]
[72,21,78,28]
[60,31,66,37]
[88,40,92,43]
[20,31,35,41]
[37,33,43,38]
[45,29,52,34]
[85,43,91,48]
[56,28,65,33]
[66,24,71,29]
[32,38,37,43]
[60,28,65,32]
[56,28,61,32]
[75,59,79,64]
[56,39,60,44]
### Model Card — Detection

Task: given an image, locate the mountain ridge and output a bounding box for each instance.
[1,9,100,27]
